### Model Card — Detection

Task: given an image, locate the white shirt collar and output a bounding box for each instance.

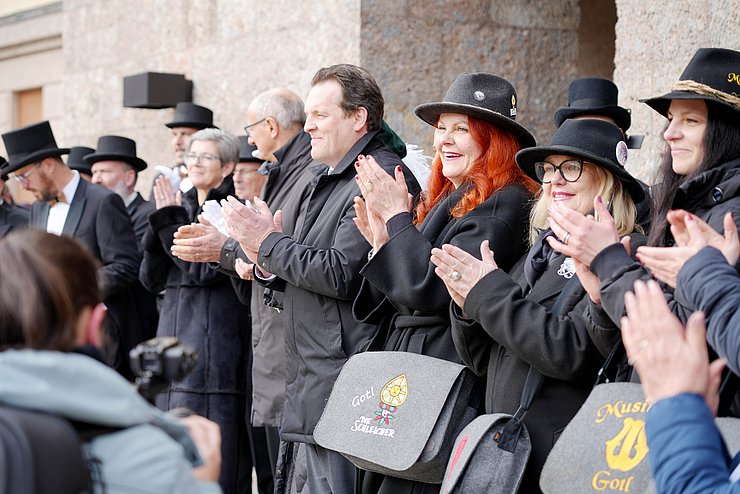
[123,191,138,207]
[60,170,81,204]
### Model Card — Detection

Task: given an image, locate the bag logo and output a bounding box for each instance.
[591,400,651,492]
[350,373,409,438]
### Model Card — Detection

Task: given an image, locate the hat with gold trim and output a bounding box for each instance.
[415,72,536,148]
[641,48,740,117]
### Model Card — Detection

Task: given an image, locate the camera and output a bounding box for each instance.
[129,337,197,402]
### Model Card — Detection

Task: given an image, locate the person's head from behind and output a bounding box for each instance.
[304,64,384,167]
[245,87,305,162]
[517,119,643,244]
[0,230,103,351]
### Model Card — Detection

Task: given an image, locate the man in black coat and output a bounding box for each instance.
[1,121,141,378]
[0,165,29,237]
[222,65,421,494]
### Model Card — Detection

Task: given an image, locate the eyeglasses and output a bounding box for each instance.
[243,118,266,137]
[233,168,260,177]
[12,164,39,184]
[534,159,584,183]
[183,153,222,166]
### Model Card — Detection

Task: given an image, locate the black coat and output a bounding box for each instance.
[126,192,159,343]
[30,179,141,376]
[354,183,532,363]
[255,130,421,444]
[353,183,533,494]
[0,201,29,237]
[139,177,250,493]
[592,157,740,330]
[127,192,156,250]
[452,247,618,494]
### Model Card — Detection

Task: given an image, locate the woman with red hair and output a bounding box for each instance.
[352,72,537,494]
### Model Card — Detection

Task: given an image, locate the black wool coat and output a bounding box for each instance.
[255,130,421,444]
[0,201,29,237]
[452,249,620,494]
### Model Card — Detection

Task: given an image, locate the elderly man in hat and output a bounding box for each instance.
[0,160,29,237]
[154,102,217,195]
[222,65,421,494]
[1,121,141,378]
[66,146,94,181]
[88,135,154,247]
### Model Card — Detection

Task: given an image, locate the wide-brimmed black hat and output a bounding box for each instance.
[554,78,632,132]
[0,155,9,181]
[238,136,261,163]
[415,72,536,148]
[165,102,217,129]
[641,48,740,117]
[66,146,95,175]
[84,135,147,172]
[1,121,70,174]
[516,119,644,202]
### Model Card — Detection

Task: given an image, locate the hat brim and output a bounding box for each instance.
[4,148,70,175]
[553,106,631,133]
[641,90,740,117]
[414,102,536,148]
[84,152,147,172]
[516,145,645,203]
[165,121,218,130]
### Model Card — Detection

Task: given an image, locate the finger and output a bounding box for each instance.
[685,311,709,361]
[621,236,631,256]
[394,165,408,196]
[407,193,415,213]
[479,240,495,265]
[175,191,182,206]
[198,214,212,227]
[254,196,272,216]
[274,210,283,233]
[593,195,615,224]
[547,202,582,235]
[430,247,455,271]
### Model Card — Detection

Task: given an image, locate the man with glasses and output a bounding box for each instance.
[0,160,29,237]
[1,121,140,378]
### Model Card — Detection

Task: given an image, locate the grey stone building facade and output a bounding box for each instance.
[0,0,738,195]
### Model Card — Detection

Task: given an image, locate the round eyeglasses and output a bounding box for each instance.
[534,159,584,183]
[183,153,221,166]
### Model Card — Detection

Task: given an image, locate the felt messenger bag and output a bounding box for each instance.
[313,351,479,483]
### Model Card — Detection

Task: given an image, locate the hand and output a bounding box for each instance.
[355,154,410,223]
[547,195,619,266]
[153,175,182,209]
[431,240,499,306]
[179,415,222,483]
[171,222,228,263]
[637,212,739,287]
[353,196,390,251]
[234,258,256,281]
[222,196,280,253]
[621,280,727,412]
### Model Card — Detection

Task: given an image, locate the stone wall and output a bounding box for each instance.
[361,0,581,156]
[61,0,361,192]
[614,0,740,183]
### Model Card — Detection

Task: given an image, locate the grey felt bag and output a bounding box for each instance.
[313,351,478,483]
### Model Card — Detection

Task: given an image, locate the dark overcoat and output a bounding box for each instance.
[127,191,156,249]
[353,184,532,494]
[30,179,141,376]
[452,247,619,494]
[139,177,250,493]
[255,130,421,444]
[0,201,29,237]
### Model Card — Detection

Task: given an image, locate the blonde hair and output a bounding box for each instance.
[528,163,640,245]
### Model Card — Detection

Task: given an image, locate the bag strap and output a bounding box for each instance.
[498,276,581,452]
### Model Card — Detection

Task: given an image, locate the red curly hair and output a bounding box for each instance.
[414,116,539,224]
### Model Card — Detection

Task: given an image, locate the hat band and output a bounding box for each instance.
[672,80,740,110]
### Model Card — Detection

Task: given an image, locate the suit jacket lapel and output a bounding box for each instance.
[62,180,87,236]
[31,202,50,230]
[526,253,577,304]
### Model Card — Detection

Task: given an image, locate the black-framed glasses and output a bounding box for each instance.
[534,159,584,183]
[243,118,267,137]
[183,153,221,166]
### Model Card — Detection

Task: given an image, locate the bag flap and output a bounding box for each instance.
[540,383,656,494]
[314,351,466,471]
[439,413,522,493]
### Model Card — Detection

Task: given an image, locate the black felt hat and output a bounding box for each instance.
[516,119,644,202]
[1,121,70,174]
[0,155,9,181]
[415,72,536,148]
[165,102,217,129]
[554,78,632,132]
[238,136,262,163]
[84,135,147,172]
[66,146,95,175]
[641,48,740,117]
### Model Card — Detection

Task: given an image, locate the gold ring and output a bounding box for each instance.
[450,270,461,282]
[364,182,374,192]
